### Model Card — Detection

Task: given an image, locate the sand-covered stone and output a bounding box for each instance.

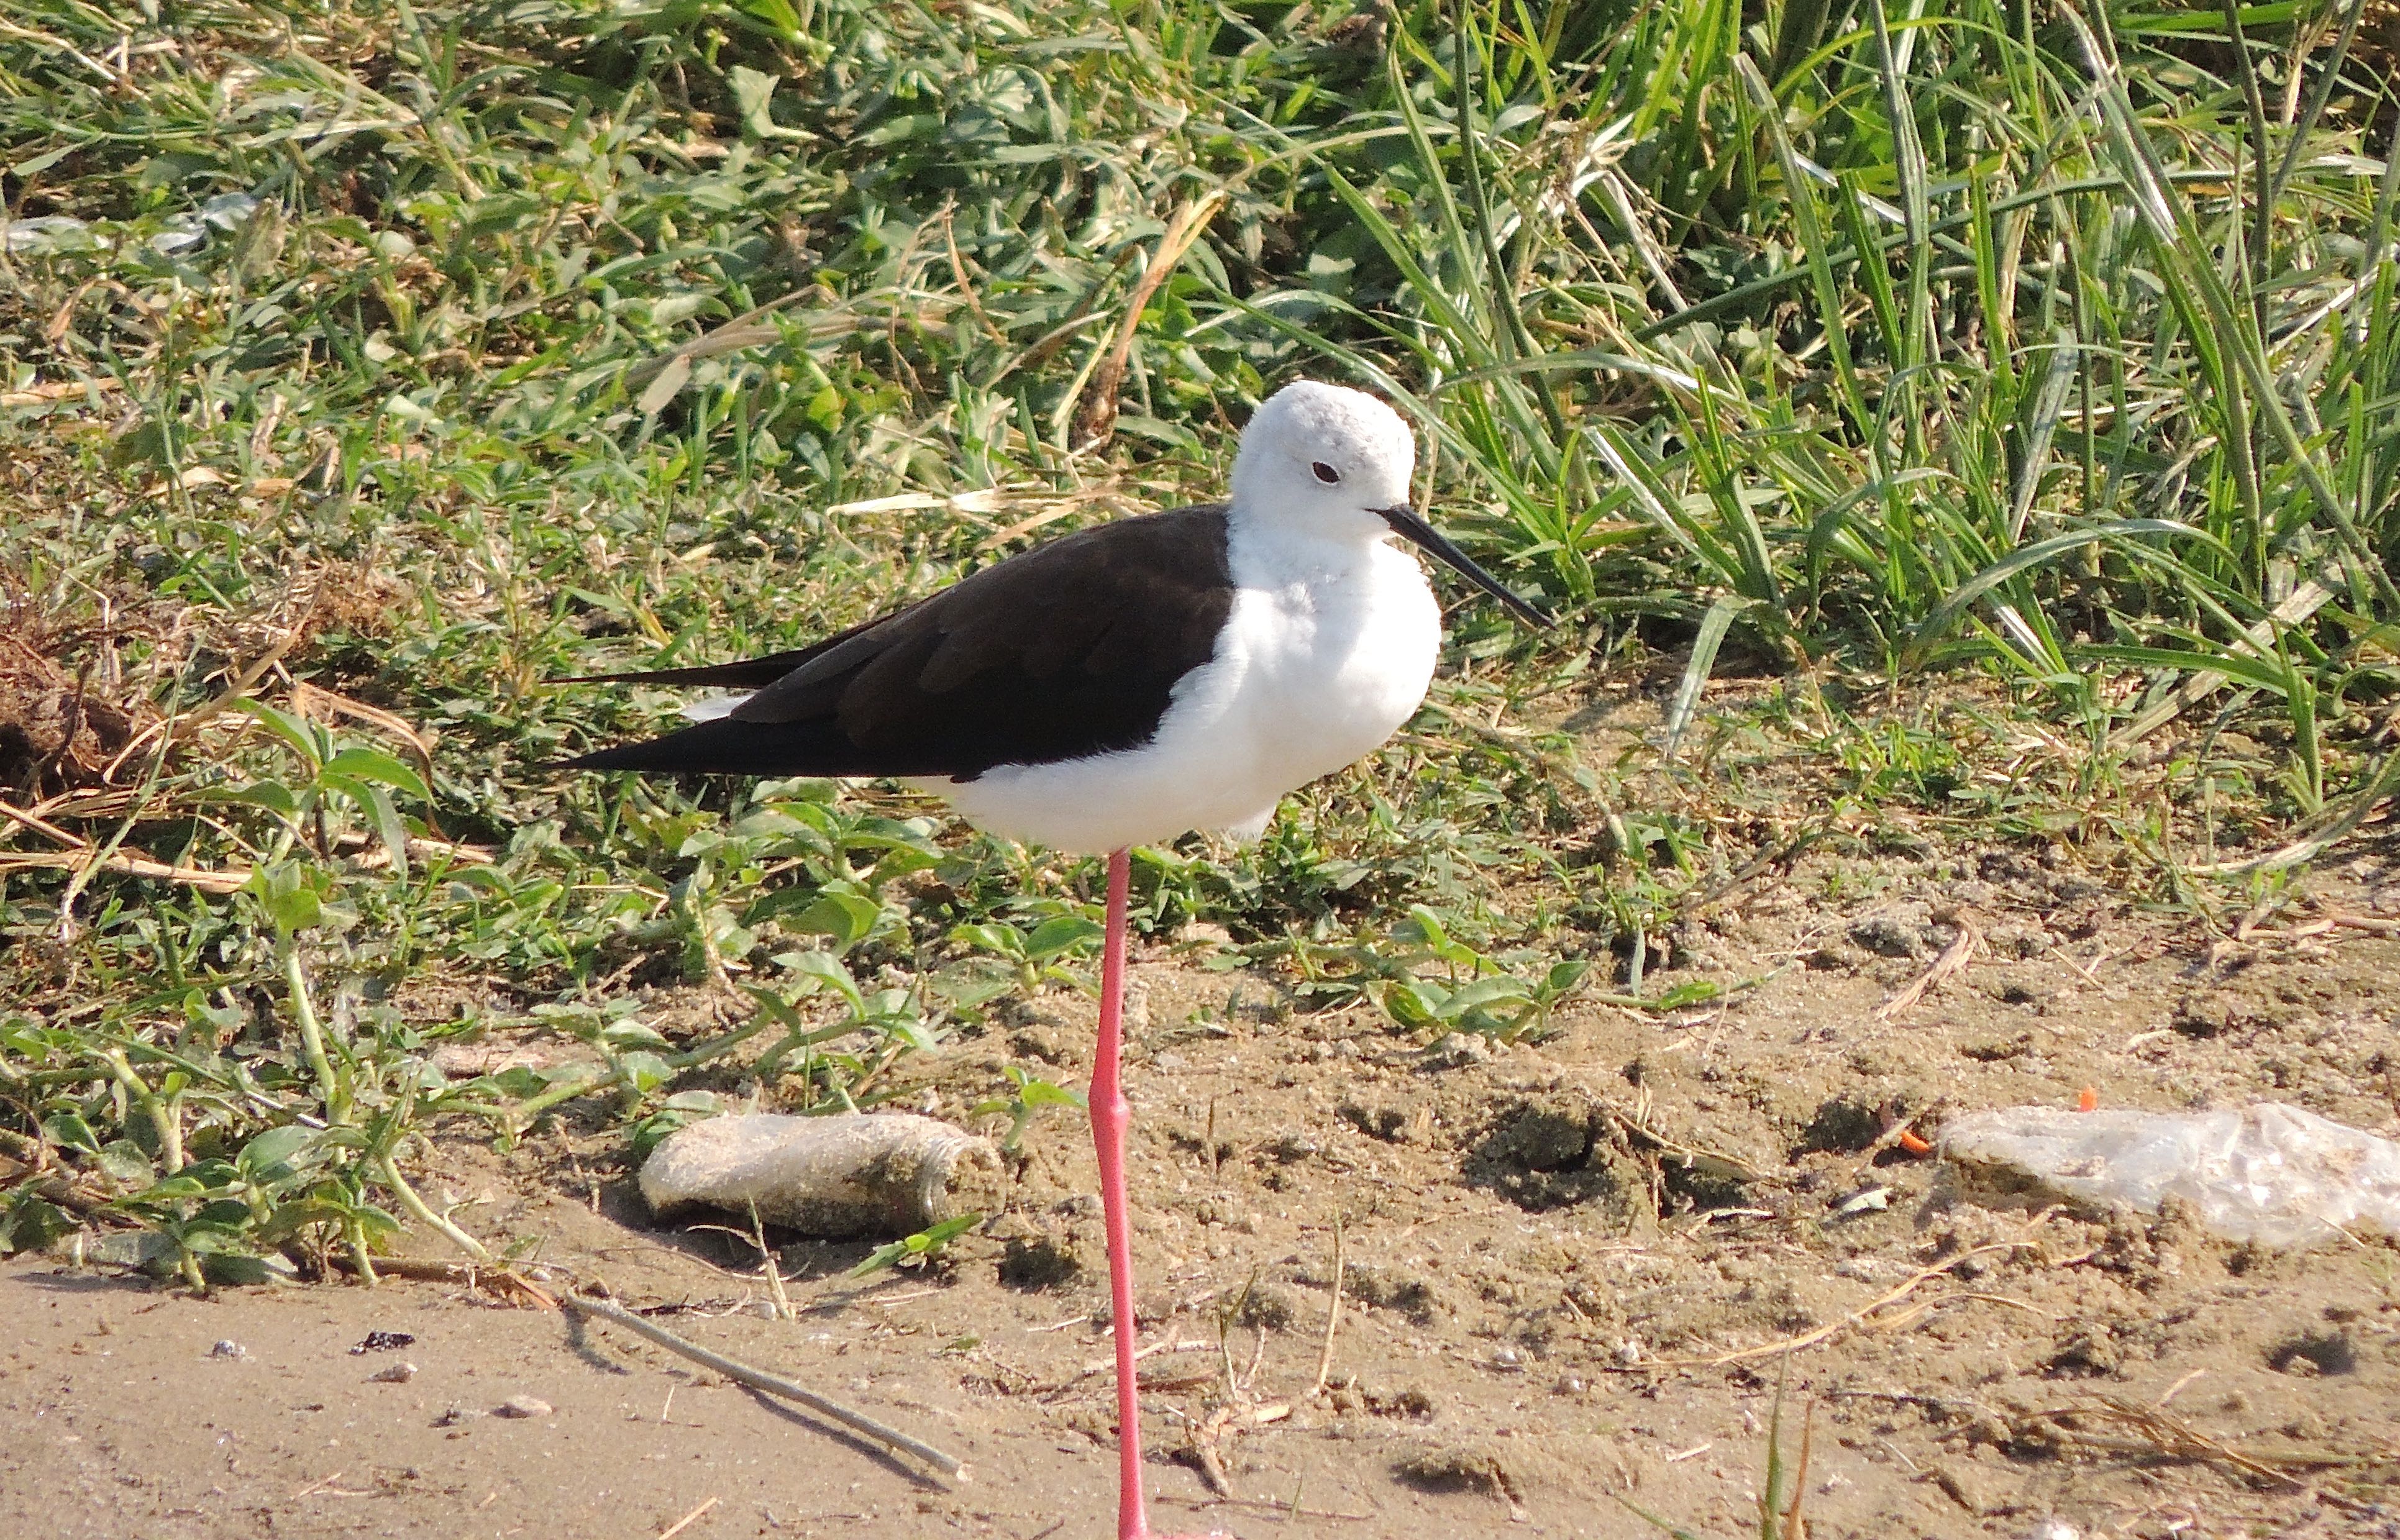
[638,1112,1003,1239]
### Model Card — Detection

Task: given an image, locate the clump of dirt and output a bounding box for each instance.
[214,559,409,665]
[0,639,144,793]
[993,1224,1084,1289]
[1462,1092,1651,1221]
[1392,1436,1533,1508]
[0,560,408,795]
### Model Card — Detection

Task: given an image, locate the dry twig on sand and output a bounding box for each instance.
[1876,909,1983,1020]
[325,1253,561,1306]
[1311,1215,1347,1397]
[1,799,252,893]
[1617,1213,2057,1371]
[2019,1394,2384,1498]
[562,1290,968,1482]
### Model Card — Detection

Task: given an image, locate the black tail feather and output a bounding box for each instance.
[551,714,954,780]
[550,647,818,691]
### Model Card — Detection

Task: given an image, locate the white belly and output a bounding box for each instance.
[938,539,1440,854]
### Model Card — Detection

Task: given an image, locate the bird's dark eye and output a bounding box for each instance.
[1311,461,1342,485]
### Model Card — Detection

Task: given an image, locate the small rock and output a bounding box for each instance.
[1009,1026,1068,1065]
[1420,1032,1490,1070]
[367,1361,417,1384]
[1933,1462,1991,1514]
[350,1331,416,1355]
[209,1340,247,1360]
[1235,1282,1300,1331]
[1804,942,1869,972]
[1831,1185,1891,1216]
[1988,975,2050,1008]
[1266,1132,1321,1164]
[1850,915,1925,959]
[1338,1101,1413,1143]
[493,1395,552,1419]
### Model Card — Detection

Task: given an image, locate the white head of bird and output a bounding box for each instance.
[1228,381,1551,630]
[1228,379,1418,545]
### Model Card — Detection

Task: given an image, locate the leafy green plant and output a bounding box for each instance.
[627,1091,728,1164]
[948,911,1105,992]
[969,1067,1085,1155]
[846,1213,982,1280]
[1376,904,1588,1042]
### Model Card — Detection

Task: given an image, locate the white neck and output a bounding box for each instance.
[1225,503,1397,591]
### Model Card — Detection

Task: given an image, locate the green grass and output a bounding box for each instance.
[1,0,2395,1280]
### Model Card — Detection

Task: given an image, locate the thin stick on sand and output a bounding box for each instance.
[655,1495,719,1539]
[562,1292,968,1481]
[1311,1214,1346,1396]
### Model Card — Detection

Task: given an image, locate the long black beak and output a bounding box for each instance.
[1376,505,1553,630]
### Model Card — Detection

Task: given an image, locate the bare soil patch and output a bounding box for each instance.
[7,842,2400,1538]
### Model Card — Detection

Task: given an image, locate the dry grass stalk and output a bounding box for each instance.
[1876,910,1983,1020]
[321,1252,561,1308]
[1627,1212,2056,1370]
[290,678,437,787]
[2022,1395,2380,1490]
[1071,192,1228,450]
[1311,1214,1346,1396]
[1175,1493,1374,1524]
[0,844,250,895]
[654,1495,719,1540]
[1189,1403,1238,1496]
[0,376,124,408]
[747,1199,793,1323]
[1781,1397,1817,1540]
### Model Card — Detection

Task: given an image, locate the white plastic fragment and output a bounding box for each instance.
[639,1112,1003,1239]
[3,216,98,255]
[1940,1101,2400,1248]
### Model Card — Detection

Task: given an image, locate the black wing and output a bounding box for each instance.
[556,505,1234,782]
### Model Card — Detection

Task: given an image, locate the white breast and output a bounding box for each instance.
[939,528,1441,855]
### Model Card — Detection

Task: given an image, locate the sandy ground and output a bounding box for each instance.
[7,834,2400,1539]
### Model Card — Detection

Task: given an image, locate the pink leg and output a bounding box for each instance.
[1090,847,1151,1540]
[1090,849,1221,1540]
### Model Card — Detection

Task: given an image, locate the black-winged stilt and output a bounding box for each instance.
[560,380,1548,1538]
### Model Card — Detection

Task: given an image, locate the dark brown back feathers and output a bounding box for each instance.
[558,506,1234,781]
